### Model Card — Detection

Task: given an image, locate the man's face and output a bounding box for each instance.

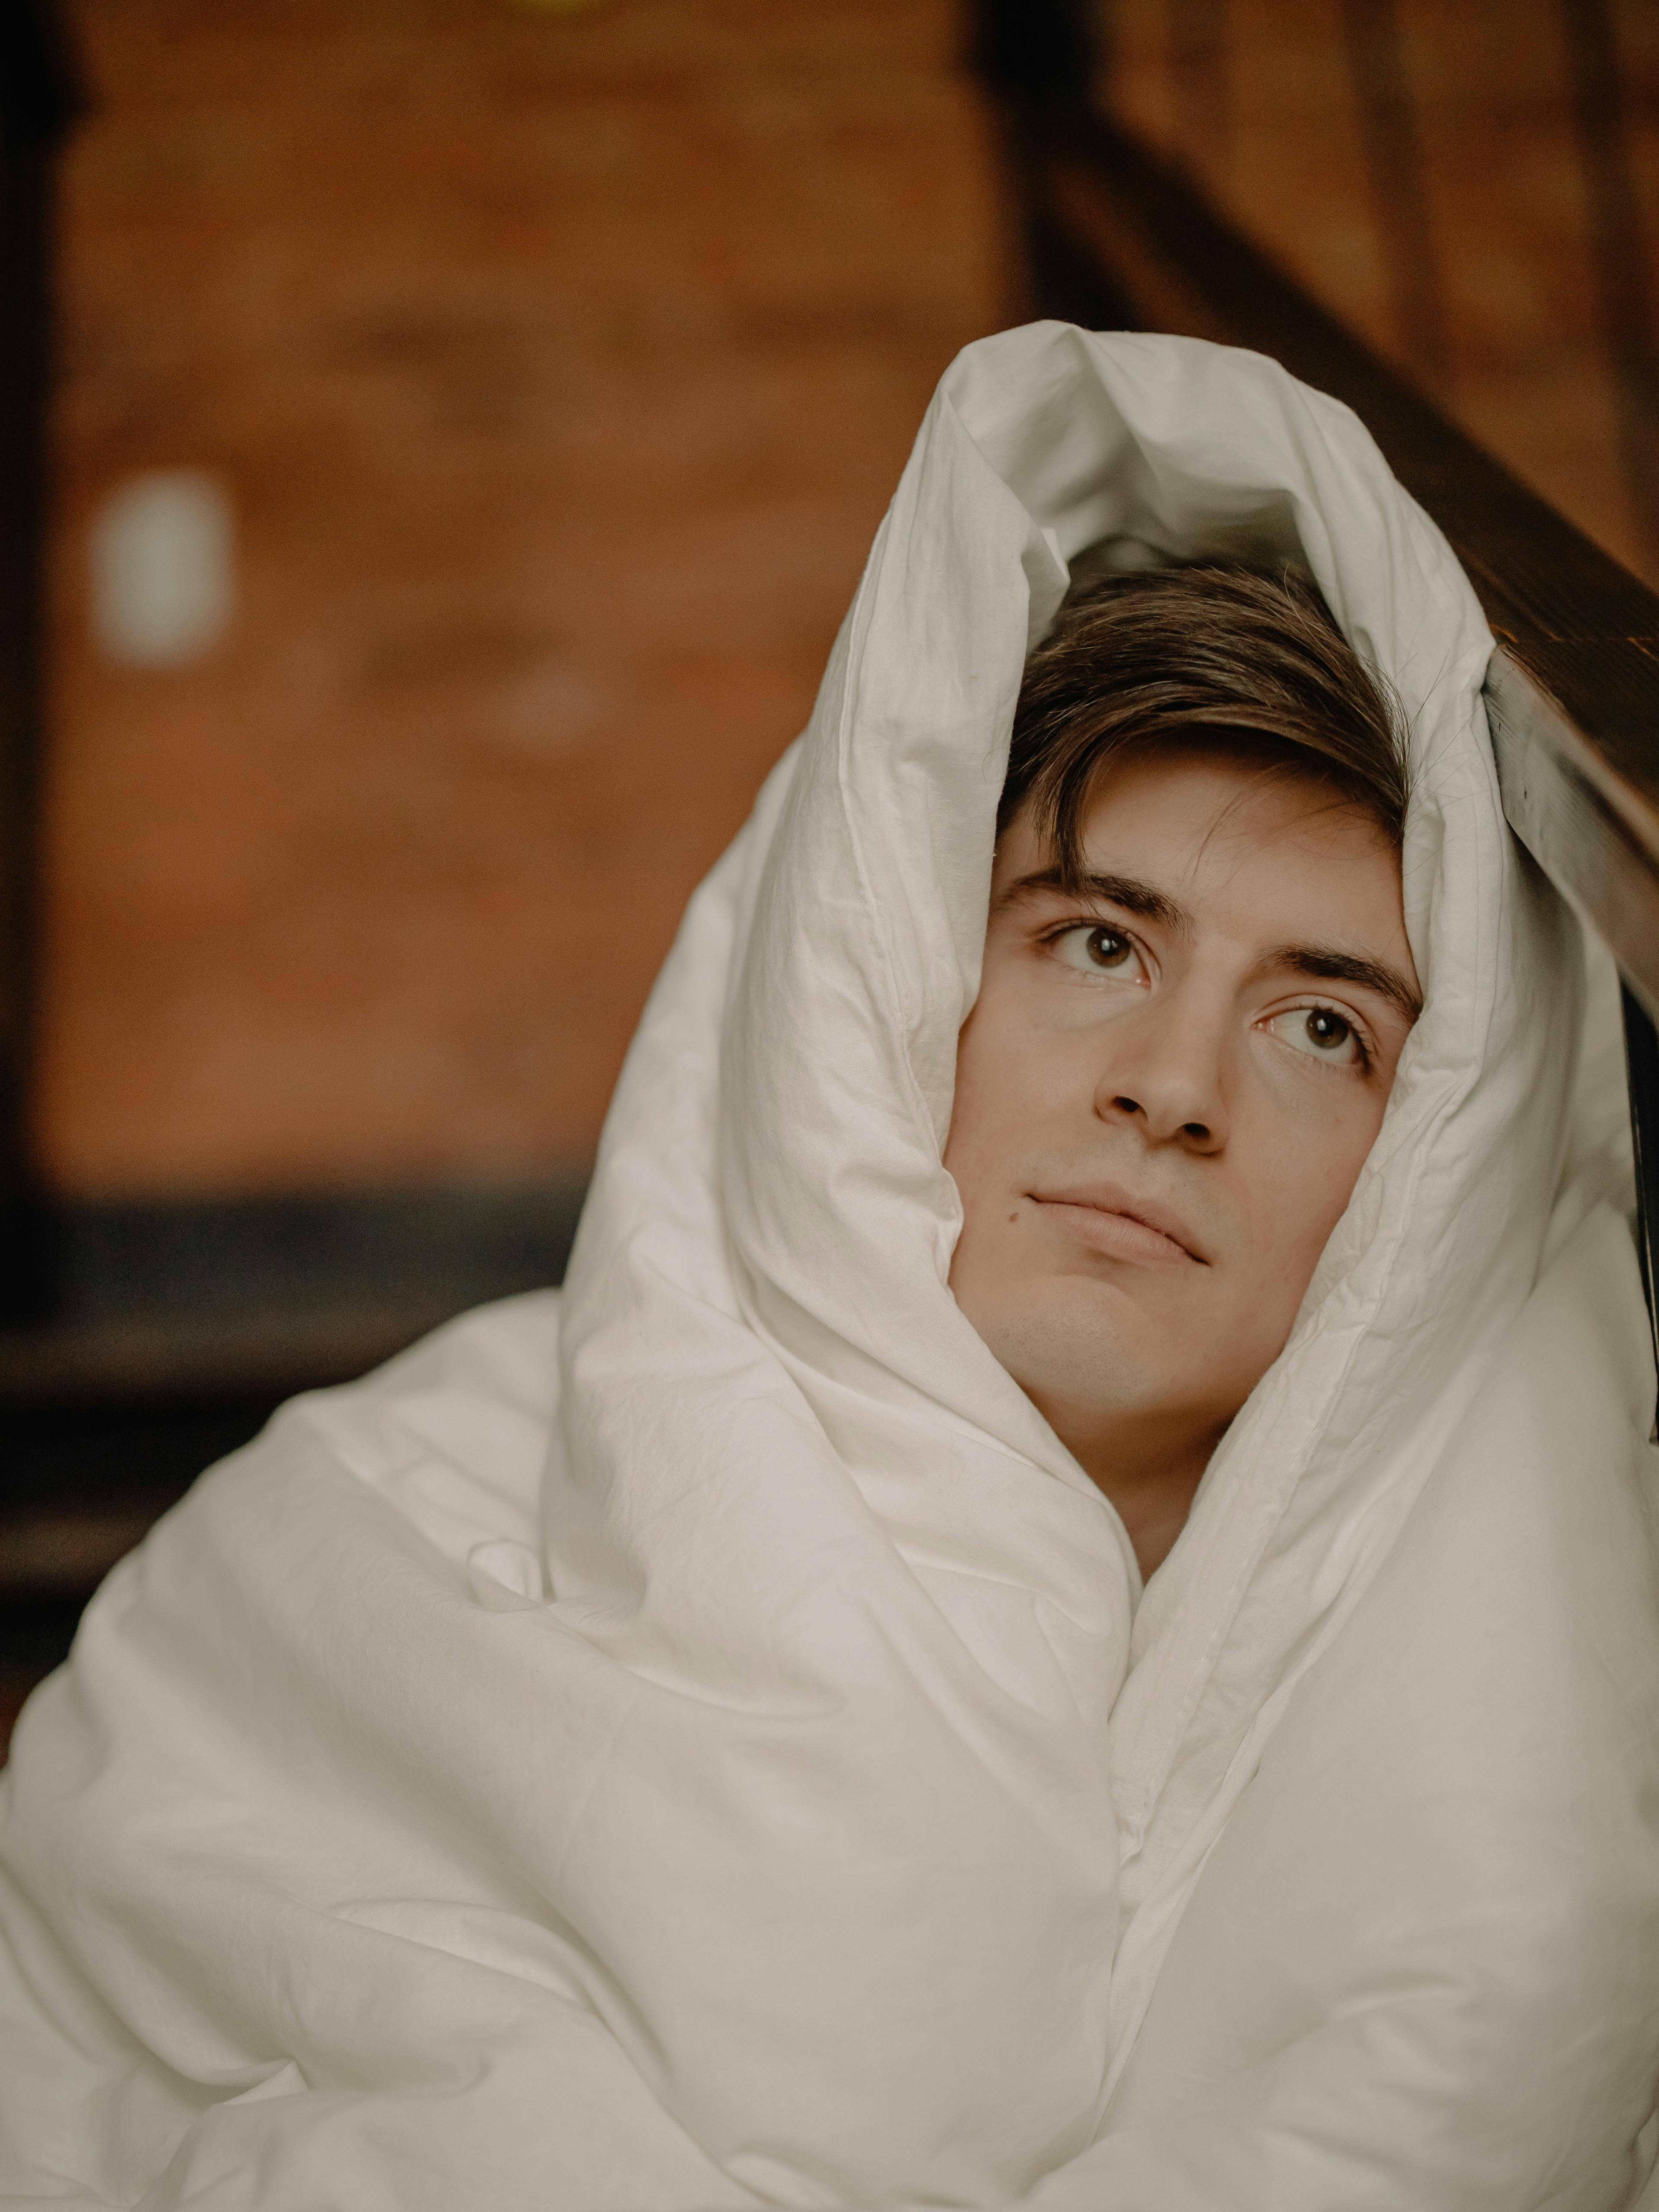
[944,744,1420,1516]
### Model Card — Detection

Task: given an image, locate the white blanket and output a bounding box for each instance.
[4,324,1659,2211]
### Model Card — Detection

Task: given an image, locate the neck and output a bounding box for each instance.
[1032,1394,1227,1583]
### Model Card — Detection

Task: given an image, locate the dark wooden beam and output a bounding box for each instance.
[0,3,79,1325]
[1024,112,1659,839]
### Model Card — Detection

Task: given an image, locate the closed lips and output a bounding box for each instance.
[1029,1188,1206,1264]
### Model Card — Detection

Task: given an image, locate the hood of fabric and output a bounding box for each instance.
[552,321,1589,2169]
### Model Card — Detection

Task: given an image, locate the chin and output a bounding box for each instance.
[973,1274,1173,1417]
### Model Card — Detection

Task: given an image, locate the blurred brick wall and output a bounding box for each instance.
[41,0,1006,1196]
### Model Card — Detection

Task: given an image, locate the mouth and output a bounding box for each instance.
[1026,1182,1207,1267]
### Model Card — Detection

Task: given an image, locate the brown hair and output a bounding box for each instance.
[999,563,1410,883]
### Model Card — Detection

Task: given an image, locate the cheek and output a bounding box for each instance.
[1238,1081,1387,1278]
[945,978,1039,1177]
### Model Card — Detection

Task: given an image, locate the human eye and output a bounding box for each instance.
[1044,921,1149,984]
[1261,1003,1373,1071]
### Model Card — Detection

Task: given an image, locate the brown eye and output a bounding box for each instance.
[1086,928,1134,969]
[1049,923,1147,983]
[1305,1009,1350,1052]
[1263,1004,1366,1068]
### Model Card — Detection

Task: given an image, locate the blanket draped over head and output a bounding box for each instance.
[4,325,1659,2212]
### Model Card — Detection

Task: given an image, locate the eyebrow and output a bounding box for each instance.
[998,866,1423,1025]
[1262,944,1423,1025]
[997,866,1189,933]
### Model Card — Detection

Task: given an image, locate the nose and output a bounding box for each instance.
[1093,983,1229,1153]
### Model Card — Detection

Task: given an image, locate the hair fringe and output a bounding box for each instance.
[1000,563,1411,884]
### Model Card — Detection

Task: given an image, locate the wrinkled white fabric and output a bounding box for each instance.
[4,323,1659,2211]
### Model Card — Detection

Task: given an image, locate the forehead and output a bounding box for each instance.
[998,746,1402,909]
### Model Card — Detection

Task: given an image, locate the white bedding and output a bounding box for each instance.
[3,324,1657,2209]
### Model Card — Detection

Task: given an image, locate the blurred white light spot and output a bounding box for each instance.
[90,470,235,666]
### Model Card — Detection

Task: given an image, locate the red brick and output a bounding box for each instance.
[42,0,1007,1192]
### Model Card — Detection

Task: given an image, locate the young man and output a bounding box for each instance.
[3,324,1657,2212]
[947,563,1419,1579]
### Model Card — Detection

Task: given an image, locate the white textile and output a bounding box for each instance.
[4,324,1659,2210]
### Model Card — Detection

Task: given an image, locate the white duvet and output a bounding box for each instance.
[4,324,1659,2211]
